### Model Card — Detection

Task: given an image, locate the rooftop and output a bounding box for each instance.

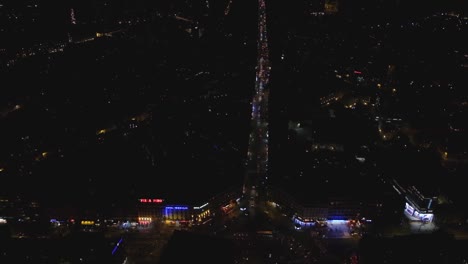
[159,230,237,264]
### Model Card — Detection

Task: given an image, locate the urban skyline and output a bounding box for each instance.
[1,0,468,263]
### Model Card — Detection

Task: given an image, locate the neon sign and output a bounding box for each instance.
[165,206,188,210]
[194,202,209,210]
[139,198,164,203]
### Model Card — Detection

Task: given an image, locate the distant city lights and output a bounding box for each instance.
[70,8,77,25]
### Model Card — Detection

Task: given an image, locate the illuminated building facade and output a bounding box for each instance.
[403,187,436,222]
[293,199,377,226]
[136,198,211,225]
[192,202,211,223]
[324,0,339,14]
[163,206,190,222]
[137,198,165,224]
[267,187,383,226]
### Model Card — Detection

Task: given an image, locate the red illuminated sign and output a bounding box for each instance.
[139,198,164,203]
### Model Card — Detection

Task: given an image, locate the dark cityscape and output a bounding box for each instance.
[1,0,468,263]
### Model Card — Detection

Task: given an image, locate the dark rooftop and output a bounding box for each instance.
[159,230,237,264]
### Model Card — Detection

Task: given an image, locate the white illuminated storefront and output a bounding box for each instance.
[400,186,436,223]
[404,202,434,223]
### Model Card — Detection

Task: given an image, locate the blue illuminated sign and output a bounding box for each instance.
[165,206,189,210]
